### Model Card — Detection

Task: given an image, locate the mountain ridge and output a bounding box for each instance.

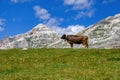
[77,13,120,48]
[0,13,120,49]
[0,24,60,49]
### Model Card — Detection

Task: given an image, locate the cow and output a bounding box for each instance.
[61,34,88,48]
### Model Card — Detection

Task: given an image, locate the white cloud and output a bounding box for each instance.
[51,24,85,35]
[11,0,19,3]
[75,9,94,19]
[46,18,64,28]
[11,0,32,3]
[0,27,4,32]
[64,0,94,20]
[64,0,75,5]
[33,6,50,21]
[0,19,6,32]
[63,25,85,34]
[46,18,59,27]
[42,17,85,35]
[102,0,117,4]
[0,19,6,25]
[33,6,85,35]
[64,0,93,10]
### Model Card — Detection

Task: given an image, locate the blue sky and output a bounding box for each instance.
[0,0,120,39]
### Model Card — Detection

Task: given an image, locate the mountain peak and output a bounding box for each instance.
[1,13,120,49]
[27,23,57,35]
[0,24,59,49]
[33,24,47,29]
[115,13,120,17]
[77,13,120,49]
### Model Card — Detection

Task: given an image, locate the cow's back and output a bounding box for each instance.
[66,35,88,42]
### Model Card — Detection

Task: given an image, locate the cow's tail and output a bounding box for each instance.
[86,36,89,48]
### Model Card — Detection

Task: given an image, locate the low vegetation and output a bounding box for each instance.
[0,48,120,80]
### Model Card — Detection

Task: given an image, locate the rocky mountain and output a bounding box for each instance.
[0,24,60,49]
[0,13,120,49]
[48,13,120,49]
[77,13,120,48]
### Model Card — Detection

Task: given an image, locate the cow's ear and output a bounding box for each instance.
[64,34,66,37]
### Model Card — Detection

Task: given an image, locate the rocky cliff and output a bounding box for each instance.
[48,14,120,49]
[77,13,120,48]
[0,24,60,49]
[0,13,120,49]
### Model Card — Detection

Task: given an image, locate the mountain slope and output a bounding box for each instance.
[77,13,120,48]
[0,14,120,49]
[48,13,120,49]
[0,24,59,49]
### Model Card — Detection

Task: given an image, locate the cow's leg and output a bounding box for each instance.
[82,41,88,48]
[70,43,73,48]
[86,40,89,48]
[85,42,88,48]
[68,41,73,48]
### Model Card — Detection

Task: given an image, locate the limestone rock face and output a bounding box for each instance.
[48,14,120,49]
[0,24,60,49]
[0,13,120,49]
[77,13,120,48]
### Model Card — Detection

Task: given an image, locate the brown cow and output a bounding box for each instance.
[61,34,88,48]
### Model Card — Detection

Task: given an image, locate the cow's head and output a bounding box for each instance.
[61,34,66,39]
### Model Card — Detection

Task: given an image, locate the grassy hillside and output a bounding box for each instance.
[0,48,120,80]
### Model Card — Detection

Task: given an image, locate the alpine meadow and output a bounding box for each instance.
[0,48,120,80]
[0,0,120,80]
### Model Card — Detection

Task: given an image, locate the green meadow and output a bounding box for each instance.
[0,48,120,80]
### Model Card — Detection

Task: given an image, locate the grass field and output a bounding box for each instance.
[0,48,120,80]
